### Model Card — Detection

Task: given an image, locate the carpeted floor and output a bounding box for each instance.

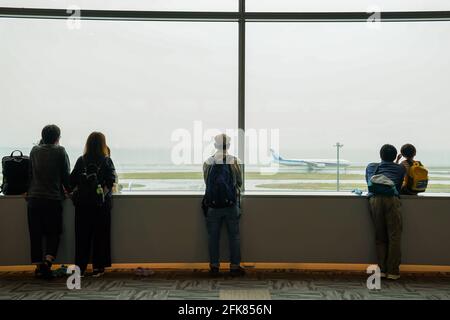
[1,269,450,300]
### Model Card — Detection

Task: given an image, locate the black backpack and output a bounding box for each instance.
[72,158,105,207]
[1,150,30,195]
[203,158,237,209]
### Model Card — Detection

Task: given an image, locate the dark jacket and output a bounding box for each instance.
[28,144,71,201]
[69,156,117,204]
[366,161,406,195]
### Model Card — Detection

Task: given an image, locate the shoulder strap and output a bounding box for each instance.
[96,156,108,171]
[83,156,106,172]
[80,157,98,178]
[80,156,87,172]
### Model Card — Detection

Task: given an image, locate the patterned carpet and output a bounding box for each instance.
[1,269,450,300]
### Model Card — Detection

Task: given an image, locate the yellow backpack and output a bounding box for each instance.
[405,161,428,193]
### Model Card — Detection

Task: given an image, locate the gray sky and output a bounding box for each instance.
[1,1,450,165]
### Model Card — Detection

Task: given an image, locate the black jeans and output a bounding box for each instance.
[75,204,112,273]
[27,198,63,264]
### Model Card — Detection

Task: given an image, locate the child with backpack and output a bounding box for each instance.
[395,144,428,195]
[202,134,245,277]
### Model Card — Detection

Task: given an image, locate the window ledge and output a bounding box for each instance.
[2,191,450,199]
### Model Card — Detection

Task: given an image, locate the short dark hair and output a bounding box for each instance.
[379,144,397,162]
[401,144,416,159]
[41,125,61,145]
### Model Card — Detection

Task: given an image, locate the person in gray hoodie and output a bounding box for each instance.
[27,125,70,279]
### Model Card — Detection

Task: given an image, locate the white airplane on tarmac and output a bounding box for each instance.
[270,149,351,170]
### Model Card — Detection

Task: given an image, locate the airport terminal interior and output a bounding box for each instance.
[2,1,450,302]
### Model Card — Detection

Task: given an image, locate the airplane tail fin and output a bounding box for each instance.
[269,149,283,161]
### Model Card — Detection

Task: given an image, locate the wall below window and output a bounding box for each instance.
[0,194,449,266]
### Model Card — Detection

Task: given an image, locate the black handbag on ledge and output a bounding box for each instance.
[1,150,30,195]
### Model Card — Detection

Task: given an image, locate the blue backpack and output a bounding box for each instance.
[204,158,237,209]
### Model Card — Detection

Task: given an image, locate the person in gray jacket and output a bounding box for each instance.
[203,134,245,276]
[27,125,71,279]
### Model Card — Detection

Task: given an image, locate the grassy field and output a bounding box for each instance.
[2,170,449,193]
[117,171,450,193]
[254,183,367,191]
[118,171,450,181]
[254,182,450,192]
[119,172,204,180]
[118,172,366,180]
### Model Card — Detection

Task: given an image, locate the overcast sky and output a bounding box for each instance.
[1,1,450,165]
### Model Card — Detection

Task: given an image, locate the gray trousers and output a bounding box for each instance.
[369,196,403,275]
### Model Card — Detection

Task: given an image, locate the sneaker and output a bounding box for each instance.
[135,267,144,276]
[135,267,154,277]
[387,274,401,280]
[230,266,246,277]
[40,261,54,280]
[209,266,220,276]
[92,268,105,278]
[142,268,155,276]
[34,264,44,279]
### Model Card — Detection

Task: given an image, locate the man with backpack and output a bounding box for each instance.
[366,144,406,280]
[27,125,71,279]
[395,144,429,195]
[203,134,244,276]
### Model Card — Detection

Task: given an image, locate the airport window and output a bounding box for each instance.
[245,22,450,193]
[1,3,449,194]
[0,19,238,191]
